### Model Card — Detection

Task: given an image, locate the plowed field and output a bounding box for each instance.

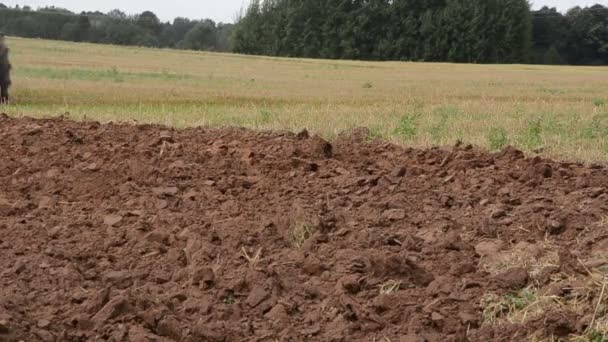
[1,115,608,341]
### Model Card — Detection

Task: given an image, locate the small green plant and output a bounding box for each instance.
[538,87,565,95]
[107,67,124,83]
[481,289,539,323]
[363,82,373,89]
[429,106,461,142]
[367,125,386,142]
[505,289,537,311]
[259,110,272,124]
[570,328,608,342]
[523,118,543,149]
[594,99,606,108]
[435,106,462,118]
[585,330,608,342]
[488,127,509,150]
[481,293,509,323]
[18,66,193,83]
[583,114,608,139]
[288,221,316,248]
[394,113,419,140]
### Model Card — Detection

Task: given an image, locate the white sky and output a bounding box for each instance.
[1,0,607,23]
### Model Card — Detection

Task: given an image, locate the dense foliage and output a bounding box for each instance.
[531,5,608,65]
[0,5,234,51]
[232,0,532,63]
[233,0,608,65]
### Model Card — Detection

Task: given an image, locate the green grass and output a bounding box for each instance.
[488,127,509,150]
[521,118,544,150]
[481,288,543,324]
[19,66,194,83]
[394,112,419,140]
[3,37,608,161]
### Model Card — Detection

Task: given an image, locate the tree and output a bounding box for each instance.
[216,23,234,51]
[1,1,604,65]
[137,10,161,35]
[158,17,198,48]
[531,7,568,64]
[233,0,265,54]
[107,9,127,19]
[73,15,91,41]
[60,22,78,41]
[233,0,534,63]
[562,5,608,65]
[181,20,217,51]
[542,45,563,64]
[103,20,146,45]
[0,6,232,52]
[38,6,73,15]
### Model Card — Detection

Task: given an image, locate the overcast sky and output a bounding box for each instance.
[2,0,607,23]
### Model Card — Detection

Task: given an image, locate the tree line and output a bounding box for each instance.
[532,5,608,65]
[0,2,606,65]
[0,4,234,51]
[232,0,608,65]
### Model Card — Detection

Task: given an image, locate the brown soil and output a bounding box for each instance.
[1,115,608,342]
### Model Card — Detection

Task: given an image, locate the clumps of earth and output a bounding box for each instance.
[1,115,608,341]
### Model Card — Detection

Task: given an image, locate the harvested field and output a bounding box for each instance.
[7,37,608,162]
[1,115,608,341]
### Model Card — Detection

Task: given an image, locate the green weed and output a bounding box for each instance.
[522,119,543,149]
[259,110,272,124]
[488,127,509,150]
[583,114,608,139]
[481,288,542,324]
[367,125,386,142]
[429,106,461,142]
[17,66,193,83]
[394,113,419,140]
[587,331,608,342]
[571,330,608,342]
[539,87,566,95]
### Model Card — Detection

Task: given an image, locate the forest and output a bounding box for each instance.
[0,4,233,51]
[0,1,607,65]
[233,0,608,65]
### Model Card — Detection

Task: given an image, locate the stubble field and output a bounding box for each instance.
[4,37,608,161]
